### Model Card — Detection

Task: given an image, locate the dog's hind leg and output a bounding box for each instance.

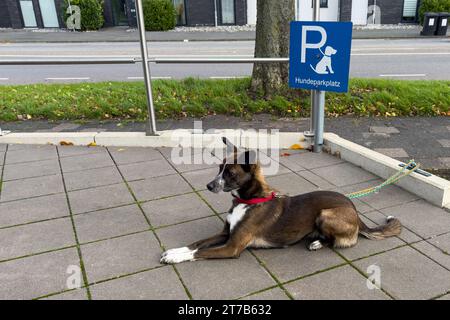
[317,207,359,249]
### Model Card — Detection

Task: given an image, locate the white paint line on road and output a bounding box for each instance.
[379,74,426,77]
[45,77,90,80]
[352,52,450,56]
[127,76,172,80]
[210,76,247,79]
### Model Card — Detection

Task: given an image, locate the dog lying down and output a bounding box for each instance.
[160,138,402,264]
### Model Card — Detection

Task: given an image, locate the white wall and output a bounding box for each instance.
[297,0,339,22]
[247,0,257,25]
[351,0,368,25]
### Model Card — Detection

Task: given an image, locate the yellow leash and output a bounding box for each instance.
[346,160,420,199]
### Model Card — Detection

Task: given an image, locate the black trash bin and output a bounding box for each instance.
[421,12,439,36]
[435,12,449,36]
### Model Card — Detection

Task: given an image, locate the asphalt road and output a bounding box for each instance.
[0,38,449,84]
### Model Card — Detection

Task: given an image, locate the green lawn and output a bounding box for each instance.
[0,78,448,121]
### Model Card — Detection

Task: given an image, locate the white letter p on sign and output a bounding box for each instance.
[301,26,327,63]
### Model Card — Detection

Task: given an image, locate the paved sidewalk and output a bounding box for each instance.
[0,25,447,43]
[1,143,450,300]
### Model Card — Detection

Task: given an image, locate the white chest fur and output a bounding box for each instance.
[226,204,249,232]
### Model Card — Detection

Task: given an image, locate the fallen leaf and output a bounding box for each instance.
[289,144,304,150]
[87,142,97,147]
[280,152,291,157]
[60,141,74,146]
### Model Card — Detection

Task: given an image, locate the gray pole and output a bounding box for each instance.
[311,0,325,153]
[214,0,218,27]
[135,0,157,136]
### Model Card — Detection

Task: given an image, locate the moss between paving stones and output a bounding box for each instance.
[0,78,448,122]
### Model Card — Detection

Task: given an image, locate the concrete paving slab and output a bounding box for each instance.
[354,246,450,300]
[266,173,318,196]
[81,232,162,283]
[60,152,114,173]
[58,145,106,158]
[0,193,69,228]
[438,294,450,300]
[128,174,192,202]
[0,144,6,152]
[90,266,188,300]
[181,167,218,191]
[198,189,232,213]
[108,146,163,165]
[412,240,450,271]
[42,288,88,300]
[285,265,390,300]
[0,248,80,300]
[369,126,400,134]
[118,159,176,181]
[74,204,149,243]
[5,145,57,164]
[142,193,214,227]
[437,139,450,148]
[253,243,345,283]
[312,163,377,187]
[64,166,123,191]
[176,251,276,300]
[68,183,134,214]
[0,218,75,261]
[295,170,335,189]
[0,152,4,165]
[426,232,450,254]
[240,287,290,300]
[166,158,218,173]
[380,200,450,238]
[0,174,64,202]
[278,151,343,170]
[2,158,60,181]
[359,184,419,210]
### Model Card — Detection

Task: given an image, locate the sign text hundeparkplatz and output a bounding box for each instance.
[289,21,353,93]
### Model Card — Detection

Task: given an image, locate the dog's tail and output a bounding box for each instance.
[310,64,318,73]
[358,216,402,240]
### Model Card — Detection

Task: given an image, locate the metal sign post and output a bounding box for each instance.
[135,0,157,136]
[311,0,325,153]
[290,0,352,153]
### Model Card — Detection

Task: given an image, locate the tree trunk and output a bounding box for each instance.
[251,0,294,98]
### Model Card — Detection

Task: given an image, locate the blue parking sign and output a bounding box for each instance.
[289,21,353,93]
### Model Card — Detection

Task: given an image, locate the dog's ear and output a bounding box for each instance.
[239,150,257,173]
[222,137,238,154]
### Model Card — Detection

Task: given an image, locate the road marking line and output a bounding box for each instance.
[127,76,172,80]
[45,77,90,80]
[379,74,426,77]
[352,52,450,56]
[210,76,247,79]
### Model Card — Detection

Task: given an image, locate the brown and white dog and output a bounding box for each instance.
[160,138,402,264]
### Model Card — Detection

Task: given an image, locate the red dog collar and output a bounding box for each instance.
[234,192,277,205]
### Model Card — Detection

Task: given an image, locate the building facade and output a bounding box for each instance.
[0,0,248,29]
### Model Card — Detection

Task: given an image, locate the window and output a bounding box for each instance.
[19,0,37,27]
[311,0,328,8]
[173,0,186,25]
[221,0,235,24]
[402,0,419,22]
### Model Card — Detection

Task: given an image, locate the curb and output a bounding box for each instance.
[324,133,450,209]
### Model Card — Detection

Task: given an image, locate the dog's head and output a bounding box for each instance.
[206,137,258,193]
[324,46,337,56]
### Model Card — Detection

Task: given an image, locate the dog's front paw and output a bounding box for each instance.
[160,247,197,264]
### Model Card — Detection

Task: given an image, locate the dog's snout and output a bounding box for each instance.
[207,181,215,192]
